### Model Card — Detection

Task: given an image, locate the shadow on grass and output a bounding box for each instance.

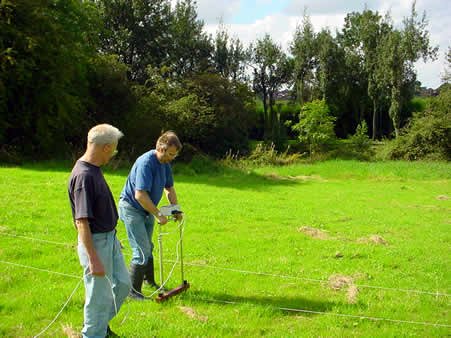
[8,160,308,191]
[187,289,335,317]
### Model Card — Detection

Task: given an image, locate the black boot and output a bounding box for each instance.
[129,263,146,300]
[144,258,160,289]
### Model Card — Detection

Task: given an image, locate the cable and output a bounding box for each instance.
[199,297,451,328]
[0,260,80,279]
[1,231,449,297]
[33,278,83,337]
[166,262,451,297]
[3,258,449,330]
[0,232,71,247]
[130,217,186,299]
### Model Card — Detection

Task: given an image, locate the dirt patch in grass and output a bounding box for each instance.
[179,306,208,322]
[436,195,449,200]
[357,234,388,245]
[62,324,80,338]
[265,173,323,181]
[298,226,332,240]
[328,274,359,304]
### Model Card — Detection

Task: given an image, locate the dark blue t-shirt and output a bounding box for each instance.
[68,160,118,233]
[120,150,174,213]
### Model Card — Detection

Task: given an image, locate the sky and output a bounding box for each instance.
[180,0,450,88]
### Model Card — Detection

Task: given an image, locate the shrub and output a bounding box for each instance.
[226,142,301,166]
[378,88,450,161]
[291,100,336,155]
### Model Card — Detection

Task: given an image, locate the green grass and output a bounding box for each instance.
[0,160,450,337]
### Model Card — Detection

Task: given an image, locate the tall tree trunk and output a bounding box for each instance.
[372,99,377,140]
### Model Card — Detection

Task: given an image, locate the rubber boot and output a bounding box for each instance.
[129,263,146,300]
[144,258,161,289]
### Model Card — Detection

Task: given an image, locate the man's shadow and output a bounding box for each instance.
[186,288,336,317]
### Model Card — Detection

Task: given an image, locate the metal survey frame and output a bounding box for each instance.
[156,206,190,302]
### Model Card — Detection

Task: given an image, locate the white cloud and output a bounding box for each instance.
[198,0,449,87]
[195,0,241,24]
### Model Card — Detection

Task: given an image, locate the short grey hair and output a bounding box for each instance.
[88,124,124,145]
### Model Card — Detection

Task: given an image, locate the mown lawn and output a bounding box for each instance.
[0,160,449,337]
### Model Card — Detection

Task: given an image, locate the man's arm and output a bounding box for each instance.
[76,218,105,276]
[165,186,182,221]
[134,190,168,225]
[165,186,178,205]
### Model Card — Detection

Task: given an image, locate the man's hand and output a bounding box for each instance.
[174,213,183,222]
[157,215,168,225]
[89,255,105,276]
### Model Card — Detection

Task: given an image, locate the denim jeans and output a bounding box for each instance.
[118,199,156,265]
[77,230,131,338]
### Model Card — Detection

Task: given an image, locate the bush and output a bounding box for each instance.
[291,100,336,155]
[378,88,450,161]
[223,142,302,167]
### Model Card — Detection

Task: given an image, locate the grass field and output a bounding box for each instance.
[0,160,450,337]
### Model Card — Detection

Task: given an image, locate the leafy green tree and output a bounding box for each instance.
[97,0,172,83]
[442,46,451,83]
[341,9,392,139]
[385,3,437,137]
[0,0,100,157]
[290,12,317,105]
[213,23,248,82]
[251,34,292,146]
[168,0,213,78]
[292,99,336,154]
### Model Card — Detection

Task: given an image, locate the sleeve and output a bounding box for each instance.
[165,164,174,188]
[135,161,153,192]
[73,174,95,220]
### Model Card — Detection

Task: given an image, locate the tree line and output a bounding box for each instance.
[0,0,445,161]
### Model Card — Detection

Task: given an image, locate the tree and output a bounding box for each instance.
[168,0,213,78]
[213,23,248,82]
[442,47,451,84]
[290,12,317,105]
[251,34,292,146]
[341,9,392,139]
[381,2,437,137]
[292,99,336,154]
[97,0,172,83]
[0,0,100,157]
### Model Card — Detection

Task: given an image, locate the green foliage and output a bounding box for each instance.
[0,0,100,158]
[348,120,373,154]
[292,100,336,154]
[251,34,293,147]
[226,142,301,166]
[175,73,255,156]
[378,88,450,160]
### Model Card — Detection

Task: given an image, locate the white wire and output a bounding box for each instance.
[1,230,449,297]
[130,217,186,299]
[198,297,451,328]
[105,275,118,316]
[3,258,450,329]
[33,278,83,337]
[179,262,451,297]
[0,260,80,279]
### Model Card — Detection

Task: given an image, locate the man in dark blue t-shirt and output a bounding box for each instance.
[68,124,131,338]
[119,131,182,299]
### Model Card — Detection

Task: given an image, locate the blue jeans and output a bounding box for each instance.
[77,230,131,338]
[118,199,155,265]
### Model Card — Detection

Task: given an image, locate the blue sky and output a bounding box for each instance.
[230,0,291,24]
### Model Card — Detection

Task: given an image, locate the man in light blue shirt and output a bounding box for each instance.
[119,131,182,299]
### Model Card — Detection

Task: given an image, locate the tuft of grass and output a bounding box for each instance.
[0,160,450,336]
